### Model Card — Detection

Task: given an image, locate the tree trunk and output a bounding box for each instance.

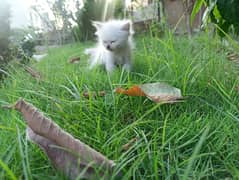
[183,0,195,38]
[185,10,192,37]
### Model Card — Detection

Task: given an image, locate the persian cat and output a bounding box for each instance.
[85,20,134,72]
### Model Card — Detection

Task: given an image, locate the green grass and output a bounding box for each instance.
[0,32,238,179]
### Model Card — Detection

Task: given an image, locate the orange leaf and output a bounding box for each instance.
[115,85,146,96]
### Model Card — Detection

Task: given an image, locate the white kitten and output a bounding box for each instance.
[85,20,134,72]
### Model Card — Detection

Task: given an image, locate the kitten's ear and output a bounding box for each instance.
[92,21,103,30]
[121,22,130,32]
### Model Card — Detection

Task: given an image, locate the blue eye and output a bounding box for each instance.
[111,41,115,44]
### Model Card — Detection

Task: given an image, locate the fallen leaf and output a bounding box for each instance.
[12,98,117,179]
[122,112,135,123]
[140,83,183,103]
[115,83,183,103]
[83,91,106,99]
[26,127,88,178]
[122,137,138,151]
[68,56,81,64]
[24,66,42,80]
[115,85,146,96]
[226,52,238,61]
[98,91,106,96]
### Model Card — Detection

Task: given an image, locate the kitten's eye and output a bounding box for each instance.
[110,41,115,44]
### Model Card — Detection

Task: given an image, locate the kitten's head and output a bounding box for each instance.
[92,20,132,51]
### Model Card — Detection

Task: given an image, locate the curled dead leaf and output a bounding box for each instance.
[12,98,116,179]
[115,83,184,104]
[68,56,81,64]
[26,127,88,178]
[24,66,42,80]
[227,52,238,61]
[122,137,138,151]
[83,91,106,99]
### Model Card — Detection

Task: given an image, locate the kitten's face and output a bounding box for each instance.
[93,21,130,51]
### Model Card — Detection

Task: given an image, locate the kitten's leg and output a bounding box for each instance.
[84,48,95,55]
[105,61,115,72]
[122,53,131,71]
[122,63,131,71]
[85,48,98,69]
[89,57,98,69]
[104,53,116,72]
[89,62,96,69]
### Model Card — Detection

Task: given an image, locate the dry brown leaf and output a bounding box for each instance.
[122,137,138,151]
[83,91,106,99]
[236,85,239,93]
[26,127,89,178]
[13,98,116,179]
[68,56,81,64]
[115,83,183,103]
[226,52,238,61]
[24,66,42,80]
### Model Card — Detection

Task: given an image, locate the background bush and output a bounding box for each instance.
[0,2,12,78]
[73,0,124,41]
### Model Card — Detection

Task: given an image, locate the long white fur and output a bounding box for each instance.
[85,20,134,72]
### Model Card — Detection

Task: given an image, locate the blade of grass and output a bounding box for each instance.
[0,159,17,180]
[182,125,210,180]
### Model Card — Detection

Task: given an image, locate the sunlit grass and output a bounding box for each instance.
[0,32,238,179]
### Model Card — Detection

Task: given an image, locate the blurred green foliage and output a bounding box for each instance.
[73,0,125,41]
[214,0,239,36]
[0,2,12,78]
[192,0,239,37]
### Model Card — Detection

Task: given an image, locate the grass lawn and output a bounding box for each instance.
[0,33,238,179]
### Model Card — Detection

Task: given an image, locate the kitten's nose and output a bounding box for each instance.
[106,45,111,50]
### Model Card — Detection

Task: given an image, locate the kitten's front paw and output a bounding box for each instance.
[84,48,95,55]
[123,64,131,72]
[105,63,115,73]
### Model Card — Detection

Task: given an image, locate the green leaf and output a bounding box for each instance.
[212,5,221,19]
[191,0,205,26]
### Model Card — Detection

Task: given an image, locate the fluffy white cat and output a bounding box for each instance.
[85,20,134,72]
